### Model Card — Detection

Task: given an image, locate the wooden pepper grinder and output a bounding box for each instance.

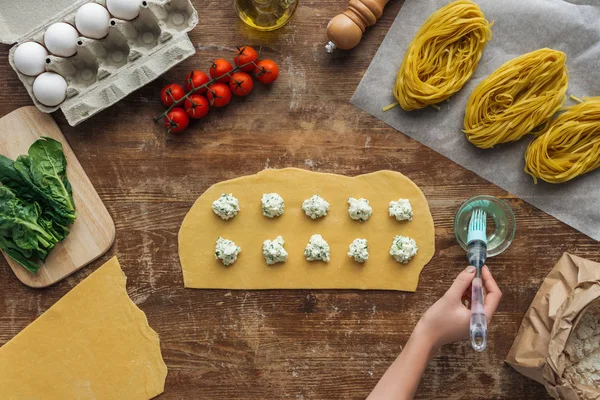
[325,0,391,53]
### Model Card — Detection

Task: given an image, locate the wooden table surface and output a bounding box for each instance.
[0,1,596,399]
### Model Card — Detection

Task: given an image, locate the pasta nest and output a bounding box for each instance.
[464,48,569,149]
[393,0,492,111]
[525,97,600,184]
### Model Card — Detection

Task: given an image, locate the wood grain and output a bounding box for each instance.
[0,0,591,398]
[0,107,115,288]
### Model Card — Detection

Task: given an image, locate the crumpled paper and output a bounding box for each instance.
[505,253,600,399]
[351,0,600,240]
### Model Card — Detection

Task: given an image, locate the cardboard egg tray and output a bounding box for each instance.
[0,0,198,126]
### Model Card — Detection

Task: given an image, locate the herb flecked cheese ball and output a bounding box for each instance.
[261,193,285,218]
[389,235,418,263]
[262,236,288,265]
[215,237,241,266]
[389,198,413,221]
[304,234,330,262]
[212,193,240,220]
[302,195,329,219]
[348,197,373,222]
[348,238,368,263]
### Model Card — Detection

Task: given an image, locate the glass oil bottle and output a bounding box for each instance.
[234,0,298,31]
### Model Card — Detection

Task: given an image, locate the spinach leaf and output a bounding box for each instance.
[0,143,76,226]
[28,137,76,217]
[38,214,69,243]
[0,155,32,199]
[0,138,76,273]
[0,186,58,253]
[0,235,40,273]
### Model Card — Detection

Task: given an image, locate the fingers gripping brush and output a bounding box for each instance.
[467,209,488,352]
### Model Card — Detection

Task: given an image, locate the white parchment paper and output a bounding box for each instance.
[351,0,600,240]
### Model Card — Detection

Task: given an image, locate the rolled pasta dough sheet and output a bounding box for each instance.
[179,168,435,291]
[0,257,167,400]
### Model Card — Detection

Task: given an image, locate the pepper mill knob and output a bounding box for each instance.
[326,0,390,52]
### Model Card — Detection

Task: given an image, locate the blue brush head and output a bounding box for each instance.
[467,209,487,244]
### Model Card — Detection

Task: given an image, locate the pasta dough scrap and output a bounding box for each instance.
[0,257,167,400]
[179,168,435,291]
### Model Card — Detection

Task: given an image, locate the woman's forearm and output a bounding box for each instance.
[367,266,502,399]
[367,323,439,400]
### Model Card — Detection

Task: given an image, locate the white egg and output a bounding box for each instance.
[13,42,48,76]
[107,0,141,20]
[33,72,68,107]
[44,23,79,57]
[76,3,111,39]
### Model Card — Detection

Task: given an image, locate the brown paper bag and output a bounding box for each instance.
[505,253,600,399]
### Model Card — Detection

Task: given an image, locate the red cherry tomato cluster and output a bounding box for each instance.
[157,46,280,134]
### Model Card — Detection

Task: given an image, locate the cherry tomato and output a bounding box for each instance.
[163,108,189,133]
[185,70,210,94]
[160,83,185,107]
[228,72,253,97]
[184,94,209,119]
[209,59,233,83]
[234,46,259,72]
[206,83,232,107]
[254,59,279,84]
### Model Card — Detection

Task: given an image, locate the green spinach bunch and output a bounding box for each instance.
[0,137,76,273]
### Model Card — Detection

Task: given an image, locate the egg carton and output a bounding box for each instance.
[0,0,198,126]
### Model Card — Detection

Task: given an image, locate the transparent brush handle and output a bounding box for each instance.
[470,274,487,352]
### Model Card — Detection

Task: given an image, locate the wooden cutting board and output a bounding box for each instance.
[0,106,115,288]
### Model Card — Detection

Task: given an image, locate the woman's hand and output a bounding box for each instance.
[367,265,502,400]
[415,265,502,349]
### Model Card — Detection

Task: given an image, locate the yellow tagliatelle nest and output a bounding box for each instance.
[464,48,569,149]
[525,97,600,184]
[392,0,492,111]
